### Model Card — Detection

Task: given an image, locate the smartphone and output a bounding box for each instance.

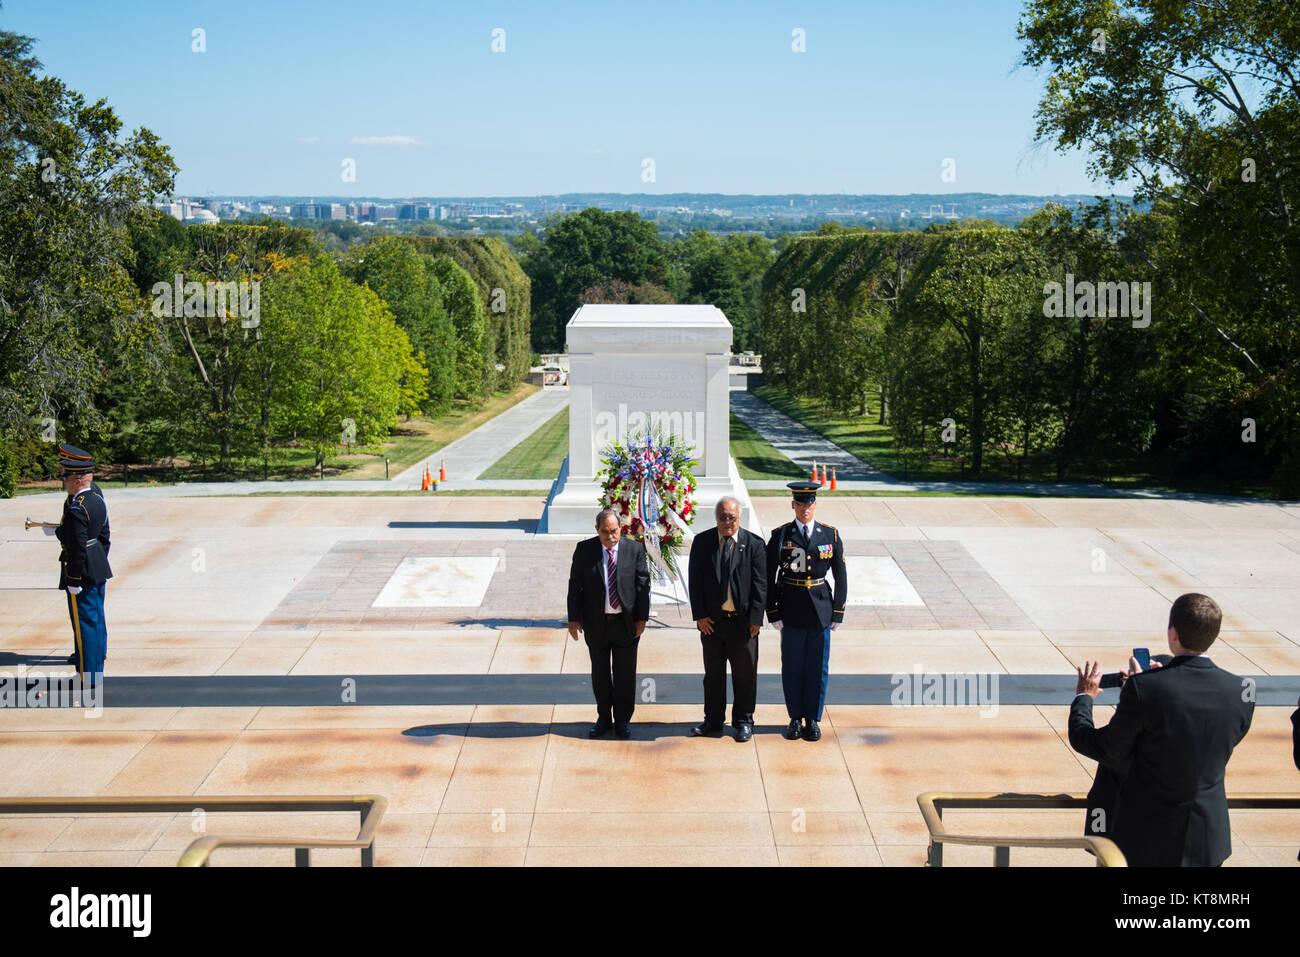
[1132,647,1151,671]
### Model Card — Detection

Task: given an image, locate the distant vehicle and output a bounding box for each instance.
[542,365,567,386]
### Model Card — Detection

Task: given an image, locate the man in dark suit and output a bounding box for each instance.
[1071,593,1254,867]
[687,496,766,742]
[766,481,848,742]
[1292,695,1299,773]
[1292,695,1299,861]
[1082,653,1172,843]
[567,508,651,739]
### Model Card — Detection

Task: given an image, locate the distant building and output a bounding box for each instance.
[289,199,335,219]
[398,201,432,220]
[436,202,525,219]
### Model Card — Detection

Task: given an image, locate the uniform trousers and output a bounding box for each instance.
[780,625,830,722]
[67,583,107,677]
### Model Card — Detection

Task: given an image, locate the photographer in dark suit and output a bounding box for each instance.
[1292,695,1299,862]
[1082,653,1172,842]
[1292,696,1299,772]
[687,496,766,742]
[567,508,651,739]
[1071,593,1254,867]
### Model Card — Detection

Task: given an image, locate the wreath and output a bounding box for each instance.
[596,429,698,578]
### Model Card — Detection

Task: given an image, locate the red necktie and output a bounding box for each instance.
[606,547,621,610]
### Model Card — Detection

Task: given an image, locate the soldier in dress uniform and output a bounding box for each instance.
[53,444,112,684]
[56,442,104,663]
[765,481,847,741]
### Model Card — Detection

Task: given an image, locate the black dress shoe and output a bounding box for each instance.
[588,719,613,738]
[783,719,802,740]
[734,723,753,742]
[614,722,632,739]
[692,722,725,737]
[802,720,822,741]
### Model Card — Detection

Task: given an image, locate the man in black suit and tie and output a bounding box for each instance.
[1071,593,1254,867]
[687,496,766,742]
[1081,653,1172,843]
[567,508,651,739]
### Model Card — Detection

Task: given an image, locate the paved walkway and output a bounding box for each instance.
[731,391,888,482]
[393,388,570,487]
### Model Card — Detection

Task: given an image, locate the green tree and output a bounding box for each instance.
[900,229,1043,478]
[425,254,487,403]
[339,236,456,414]
[151,223,316,472]
[1019,0,1300,491]
[519,208,668,351]
[579,279,675,304]
[263,256,426,471]
[0,16,176,470]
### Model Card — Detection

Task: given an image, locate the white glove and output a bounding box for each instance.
[771,620,783,631]
[830,622,840,631]
[42,525,57,537]
[66,585,82,596]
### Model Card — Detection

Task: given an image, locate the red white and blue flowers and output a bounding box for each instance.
[596,429,697,578]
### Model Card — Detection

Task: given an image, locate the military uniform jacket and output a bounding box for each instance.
[56,487,112,588]
[765,520,847,629]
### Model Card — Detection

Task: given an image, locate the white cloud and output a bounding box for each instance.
[298,136,320,143]
[350,135,423,147]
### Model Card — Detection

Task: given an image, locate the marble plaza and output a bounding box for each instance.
[1,491,1298,866]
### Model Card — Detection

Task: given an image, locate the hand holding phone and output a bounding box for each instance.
[1131,647,1151,673]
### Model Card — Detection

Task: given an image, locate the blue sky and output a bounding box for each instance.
[3,0,1120,198]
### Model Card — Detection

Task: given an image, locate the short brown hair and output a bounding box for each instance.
[1168,593,1222,653]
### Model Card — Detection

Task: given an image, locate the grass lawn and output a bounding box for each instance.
[751,382,1279,499]
[730,413,805,480]
[477,407,806,481]
[480,407,569,479]
[14,382,542,491]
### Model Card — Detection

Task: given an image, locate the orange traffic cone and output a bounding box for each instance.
[439,459,447,482]
[810,459,818,483]
[421,462,431,491]
[830,467,838,491]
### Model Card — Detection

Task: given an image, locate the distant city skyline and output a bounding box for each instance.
[4,0,1129,197]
